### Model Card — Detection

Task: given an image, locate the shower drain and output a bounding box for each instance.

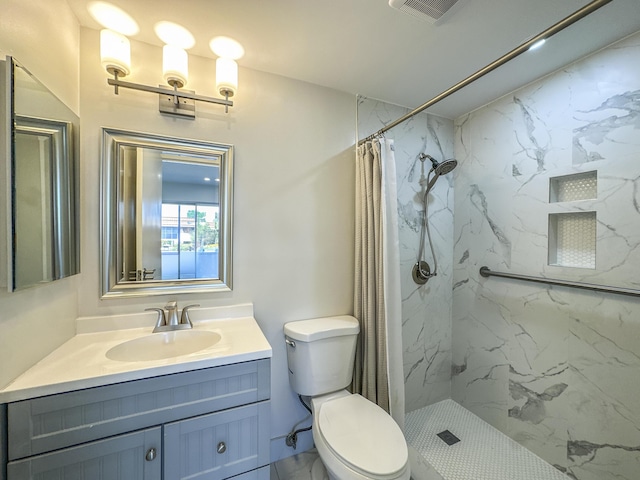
[437,429,461,446]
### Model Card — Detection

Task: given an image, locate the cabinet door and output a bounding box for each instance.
[164,401,270,480]
[7,427,161,480]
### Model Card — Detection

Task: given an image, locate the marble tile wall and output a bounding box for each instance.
[357,97,455,412]
[452,31,640,480]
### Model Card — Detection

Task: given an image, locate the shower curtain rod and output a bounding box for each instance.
[479,267,640,299]
[358,0,613,146]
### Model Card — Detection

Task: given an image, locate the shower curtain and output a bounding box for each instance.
[353,138,405,429]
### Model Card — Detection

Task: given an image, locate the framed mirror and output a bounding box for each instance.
[6,56,80,291]
[101,128,233,298]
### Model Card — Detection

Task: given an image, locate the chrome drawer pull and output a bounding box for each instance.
[217,441,227,454]
[145,448,157,461]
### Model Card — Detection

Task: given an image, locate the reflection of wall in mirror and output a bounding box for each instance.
[162,182,220,204]
[121,147,163,282]
[121,147,137,281]
[0,60,6,289]
[14,132,53,289]
[14,65,77,124]
[137,149,162,280]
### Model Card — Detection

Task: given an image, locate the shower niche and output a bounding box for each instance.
[547,171,597,269]
[549,170,597,203]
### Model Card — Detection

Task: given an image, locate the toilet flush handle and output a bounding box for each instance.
[285,338,296,348]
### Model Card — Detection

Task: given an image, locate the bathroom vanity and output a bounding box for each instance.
[0,305,272,480]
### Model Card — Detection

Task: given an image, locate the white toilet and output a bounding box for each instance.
[284,315,410,480]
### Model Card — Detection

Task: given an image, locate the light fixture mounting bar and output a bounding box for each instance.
[107,77,233,112]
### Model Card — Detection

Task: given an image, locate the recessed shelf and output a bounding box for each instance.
[548,212,596,269]
[549,171,597,203]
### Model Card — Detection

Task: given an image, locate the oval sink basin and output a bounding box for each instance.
[106,330,221,362]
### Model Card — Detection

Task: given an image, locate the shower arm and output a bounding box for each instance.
[419,154,441,192]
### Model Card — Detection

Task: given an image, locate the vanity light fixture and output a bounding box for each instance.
[209,36,244,112]
[97,18,240,117]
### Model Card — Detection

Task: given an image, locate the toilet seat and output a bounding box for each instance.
[316,394,408,479]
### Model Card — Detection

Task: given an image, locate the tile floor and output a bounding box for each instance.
[271,449,320,479]
[406,400,570,480]
[272,400,568,480]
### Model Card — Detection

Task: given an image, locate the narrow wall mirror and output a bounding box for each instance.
[101,128,233,298]
[6,56,80,291]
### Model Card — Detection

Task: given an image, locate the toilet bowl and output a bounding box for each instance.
[284,316,410,480]
[311,391,410,480]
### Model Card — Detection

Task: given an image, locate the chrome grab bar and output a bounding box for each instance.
[479,266,640,298]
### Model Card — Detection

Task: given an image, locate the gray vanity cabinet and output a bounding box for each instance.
[2,359,271,480]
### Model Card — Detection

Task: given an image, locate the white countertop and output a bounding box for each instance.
[0,304,272,403]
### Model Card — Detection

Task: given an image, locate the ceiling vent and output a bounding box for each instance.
[389,0,463,23]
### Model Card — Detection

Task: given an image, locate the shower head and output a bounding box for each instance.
[420,154,458,176]
[433,158,458,176]
[419,154,458,193]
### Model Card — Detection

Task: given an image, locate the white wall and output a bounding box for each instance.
[79,27,355,460]
[0,0,79,113]
[0,0,79,389]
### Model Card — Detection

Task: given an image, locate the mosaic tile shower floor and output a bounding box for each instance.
[406,399,569,480]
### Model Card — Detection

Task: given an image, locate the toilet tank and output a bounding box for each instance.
[284,316,360,396]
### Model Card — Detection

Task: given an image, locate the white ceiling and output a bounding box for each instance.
[67,0,640,119]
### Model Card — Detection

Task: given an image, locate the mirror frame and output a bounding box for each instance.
[100,128,234,298]
[13,115,78,288]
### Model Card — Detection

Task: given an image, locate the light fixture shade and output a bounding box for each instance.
[216,58,238,97]
[100,29,131,76]
[163,45,189,88]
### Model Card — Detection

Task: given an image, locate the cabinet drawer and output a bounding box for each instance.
[164,401,270,480]
[7,427,161,480]
[8,359,270,460]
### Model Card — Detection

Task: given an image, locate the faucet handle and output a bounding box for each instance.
[145,308,166,332]
[180,304,200,327]
[164,300,178,310]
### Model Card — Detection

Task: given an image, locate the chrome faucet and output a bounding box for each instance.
[146,301,200,333]
[165,300,179,327]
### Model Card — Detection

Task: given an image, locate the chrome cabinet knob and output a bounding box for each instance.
[145,447,157,461]
[217,441,227,454]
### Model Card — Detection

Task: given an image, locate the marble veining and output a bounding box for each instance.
[453,30,640,480]
[513,96,551,174]
[573,89,640,164]
[358,30,640,480]
[469,184,512,265]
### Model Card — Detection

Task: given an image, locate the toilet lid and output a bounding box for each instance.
[317,394,407,478]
